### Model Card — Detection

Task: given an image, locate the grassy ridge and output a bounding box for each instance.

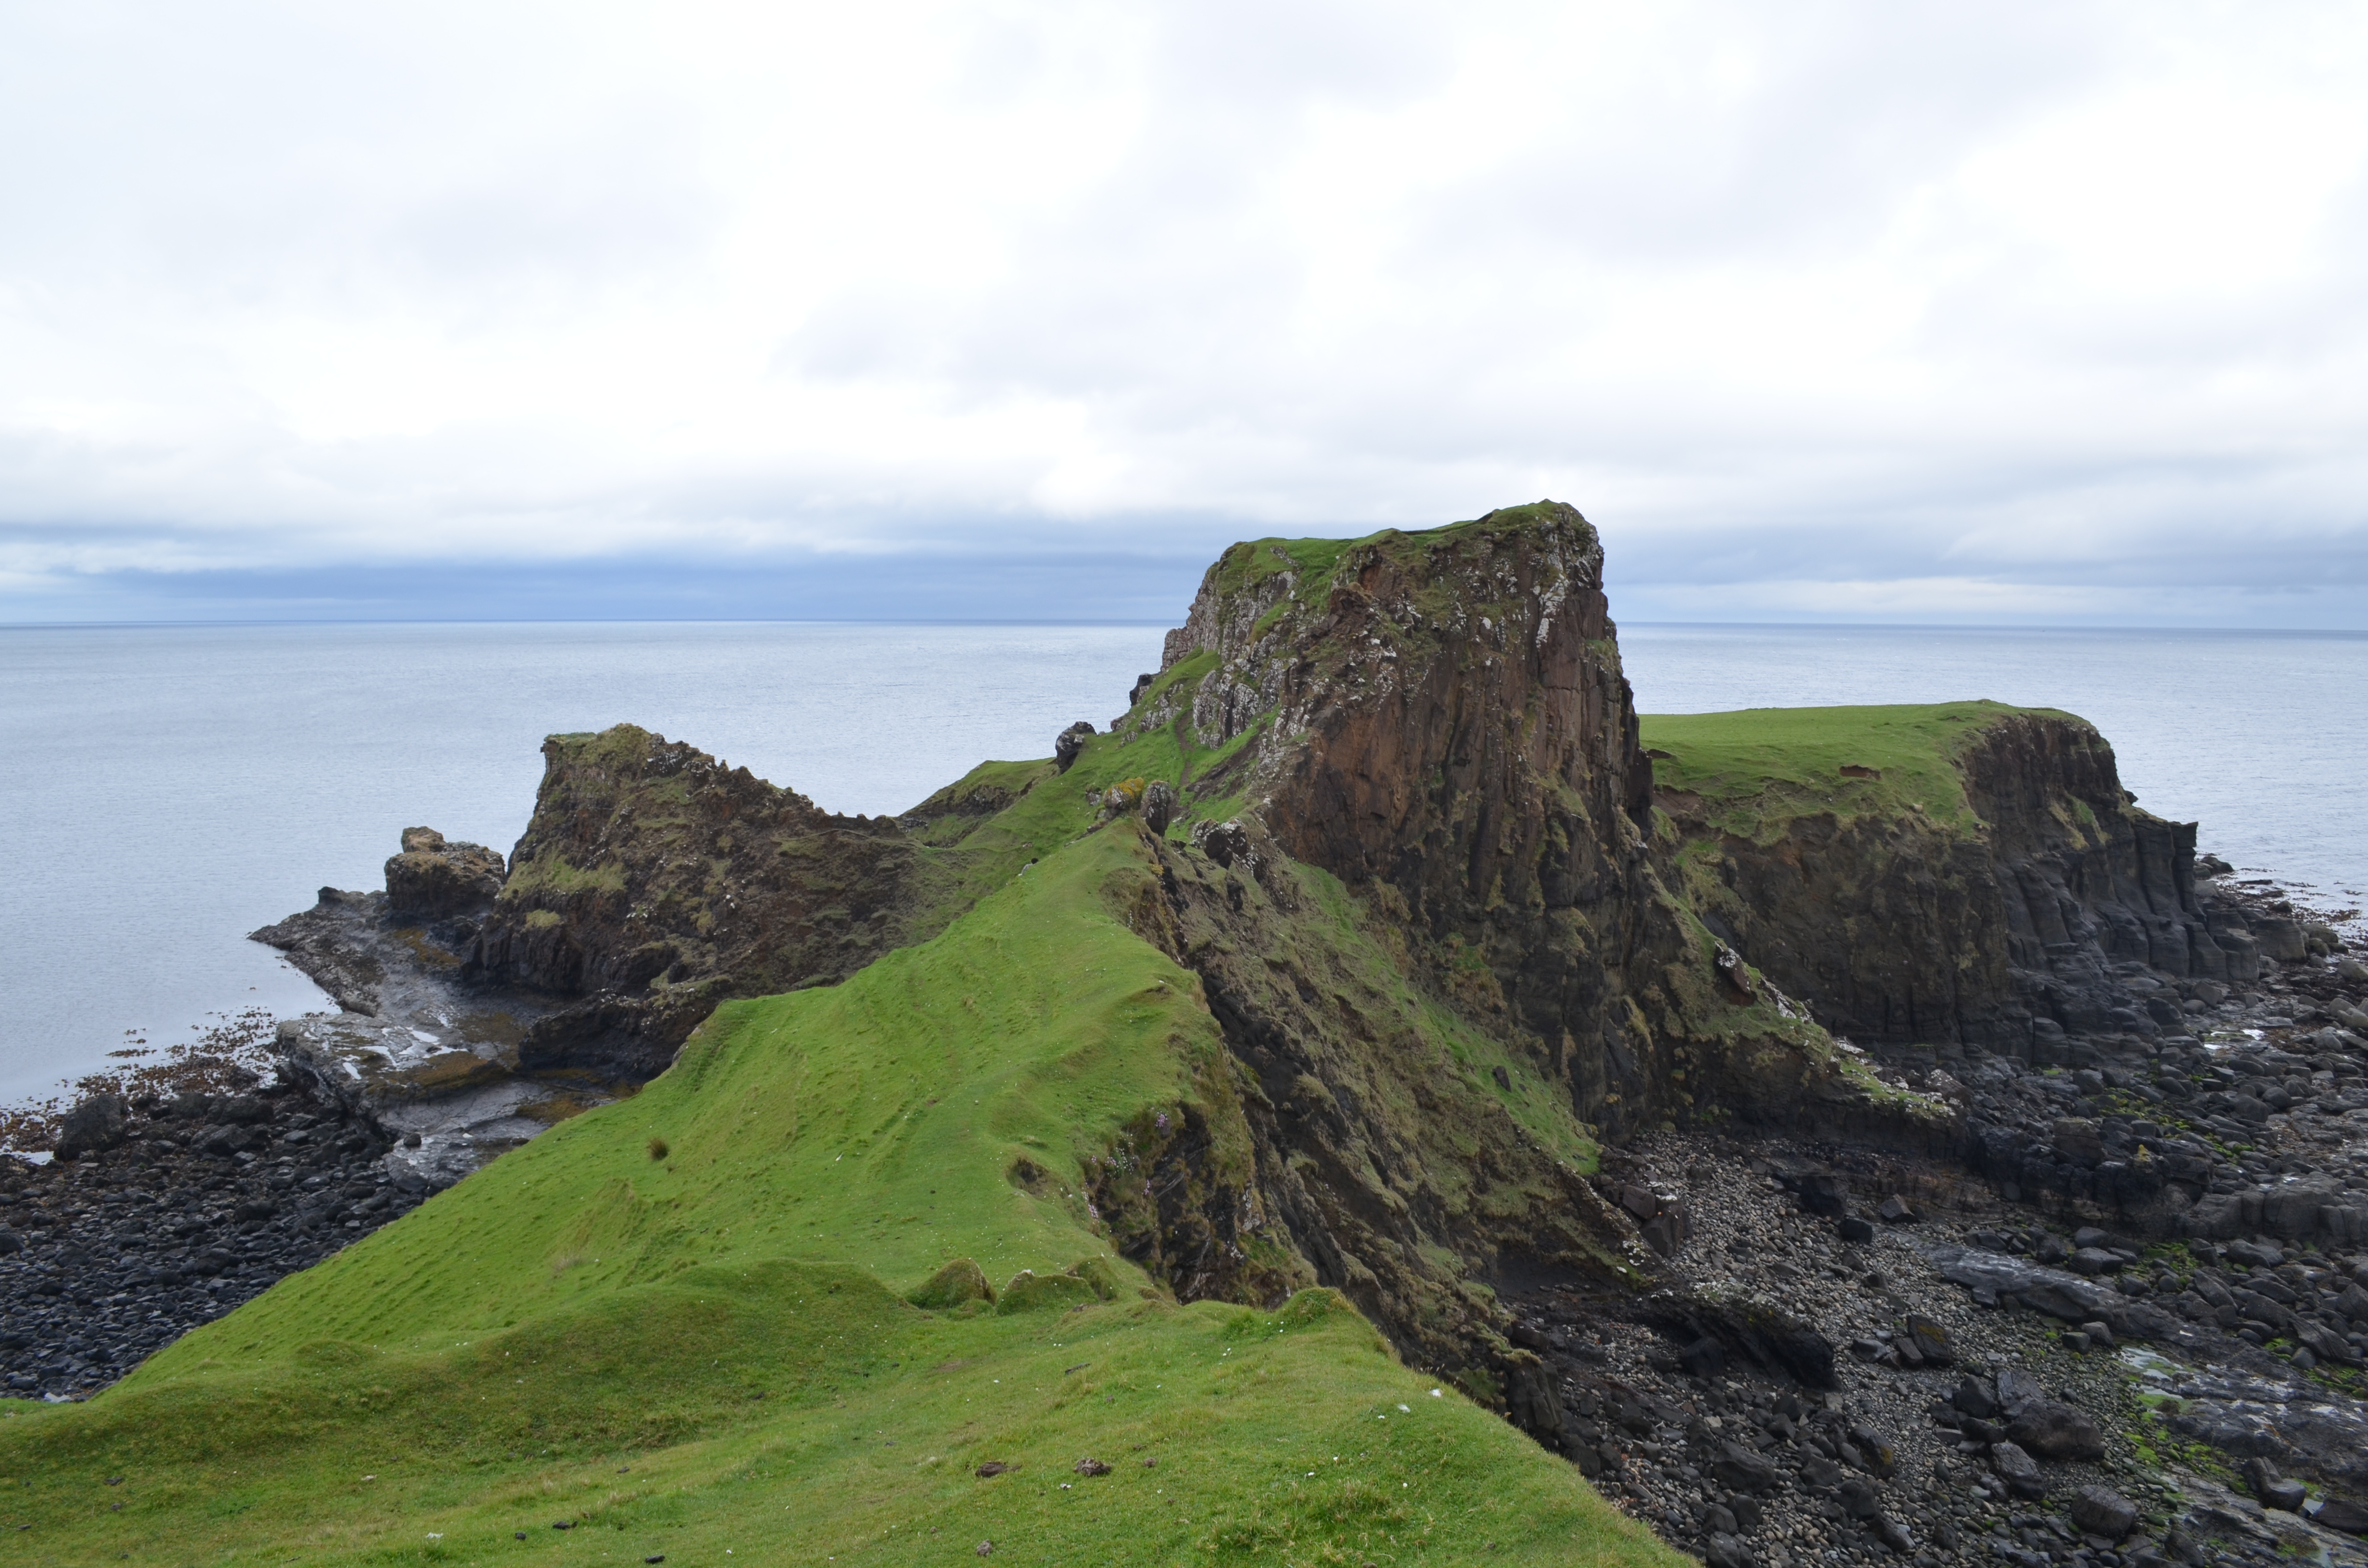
[0,823,1678,1566]
[905,676,1265,899]
[136,833,1209,1368]
[1639,700,2079,841]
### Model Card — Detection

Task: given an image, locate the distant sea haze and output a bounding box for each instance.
[2,621,2362,1102]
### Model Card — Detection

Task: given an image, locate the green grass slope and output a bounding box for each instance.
[1639,700,2077,842]
[903,692,1269,912]
[0,826,1678,1567]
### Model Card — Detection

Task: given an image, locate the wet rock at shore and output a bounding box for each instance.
[0,1071,414,1401]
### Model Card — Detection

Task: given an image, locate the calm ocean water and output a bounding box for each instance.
[3,620,2363,1102]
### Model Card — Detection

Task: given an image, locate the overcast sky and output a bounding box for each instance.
[3,0,2366,625]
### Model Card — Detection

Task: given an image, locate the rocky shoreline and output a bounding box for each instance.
[0,1064,419,1401]
[1488,871,2368,1567]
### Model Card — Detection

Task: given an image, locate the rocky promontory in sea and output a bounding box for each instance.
[7,500,2368,1566]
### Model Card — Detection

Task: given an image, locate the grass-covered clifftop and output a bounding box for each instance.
[1641,701,2221,1049]
[0,822,1677,1566]
[1640,701,2074,843]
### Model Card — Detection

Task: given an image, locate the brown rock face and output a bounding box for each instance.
[1144,502,1885,1139]
[383,827,506,920]
[1105,821,1639,1376]
[463,725,953,1073]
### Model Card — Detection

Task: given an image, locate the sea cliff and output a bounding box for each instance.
[3,502,2367,1567]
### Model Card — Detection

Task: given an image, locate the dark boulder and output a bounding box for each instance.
[1903,1313,1953,1365]
[1847,1423,1897,1477]
[1711,1441,1777,1493]
[1054,722,1096,773]
[2316,1498,2368,1535]
[1990,1440,2044,1498]
[2070,1486,2137,1540]
[55,1095,128,1159]
[1645,1294,1838,1390]
[1504,1356,1565,1446]
[197,1124,257,1156]
[1702,1535,1755,1568]
[1798,1170,1848,1216]
[2007,1400,2104,1462]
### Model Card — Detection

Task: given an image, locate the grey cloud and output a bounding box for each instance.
[2,0,2367,626]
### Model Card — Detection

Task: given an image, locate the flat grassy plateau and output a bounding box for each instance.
[1638,700,2080,843]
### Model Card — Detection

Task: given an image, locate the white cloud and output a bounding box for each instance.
[1,0,2366,620]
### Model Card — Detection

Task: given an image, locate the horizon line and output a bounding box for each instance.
[5,615,2368,637]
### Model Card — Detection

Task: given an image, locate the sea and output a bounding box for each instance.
[3,621,2364,1103]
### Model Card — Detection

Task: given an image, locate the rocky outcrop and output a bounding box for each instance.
[1965,713,2253,1035]
[1136,502,1913,1143]
[252,857,593,1186]
[466,725,946,1017]
[254,728,972,1168]
[383,827,505,920]
[53,1094,128,1160]
[1652,705,2281,1057]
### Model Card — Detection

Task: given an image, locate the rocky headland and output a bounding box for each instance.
[7,500,2368,1567]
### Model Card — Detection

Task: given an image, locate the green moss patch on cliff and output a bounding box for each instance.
[1211,503,1583,606]
[2,822,1676,1568]
[1640,700,2074,843]
[903,702,1270,914]
[1209,533,1372,597]
[499,852,628,899]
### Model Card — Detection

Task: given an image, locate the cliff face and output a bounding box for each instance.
[1958,712,2256,1015]
[1647,703,2256,1056]
[464,725,953,1074]
[1133,503,1907,1142]
[885,502,1924,1404]
[1113,821,1640,1390]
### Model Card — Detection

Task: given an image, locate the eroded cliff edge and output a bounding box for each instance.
[252,733,966,1177]
[1645,700,2281,1055]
